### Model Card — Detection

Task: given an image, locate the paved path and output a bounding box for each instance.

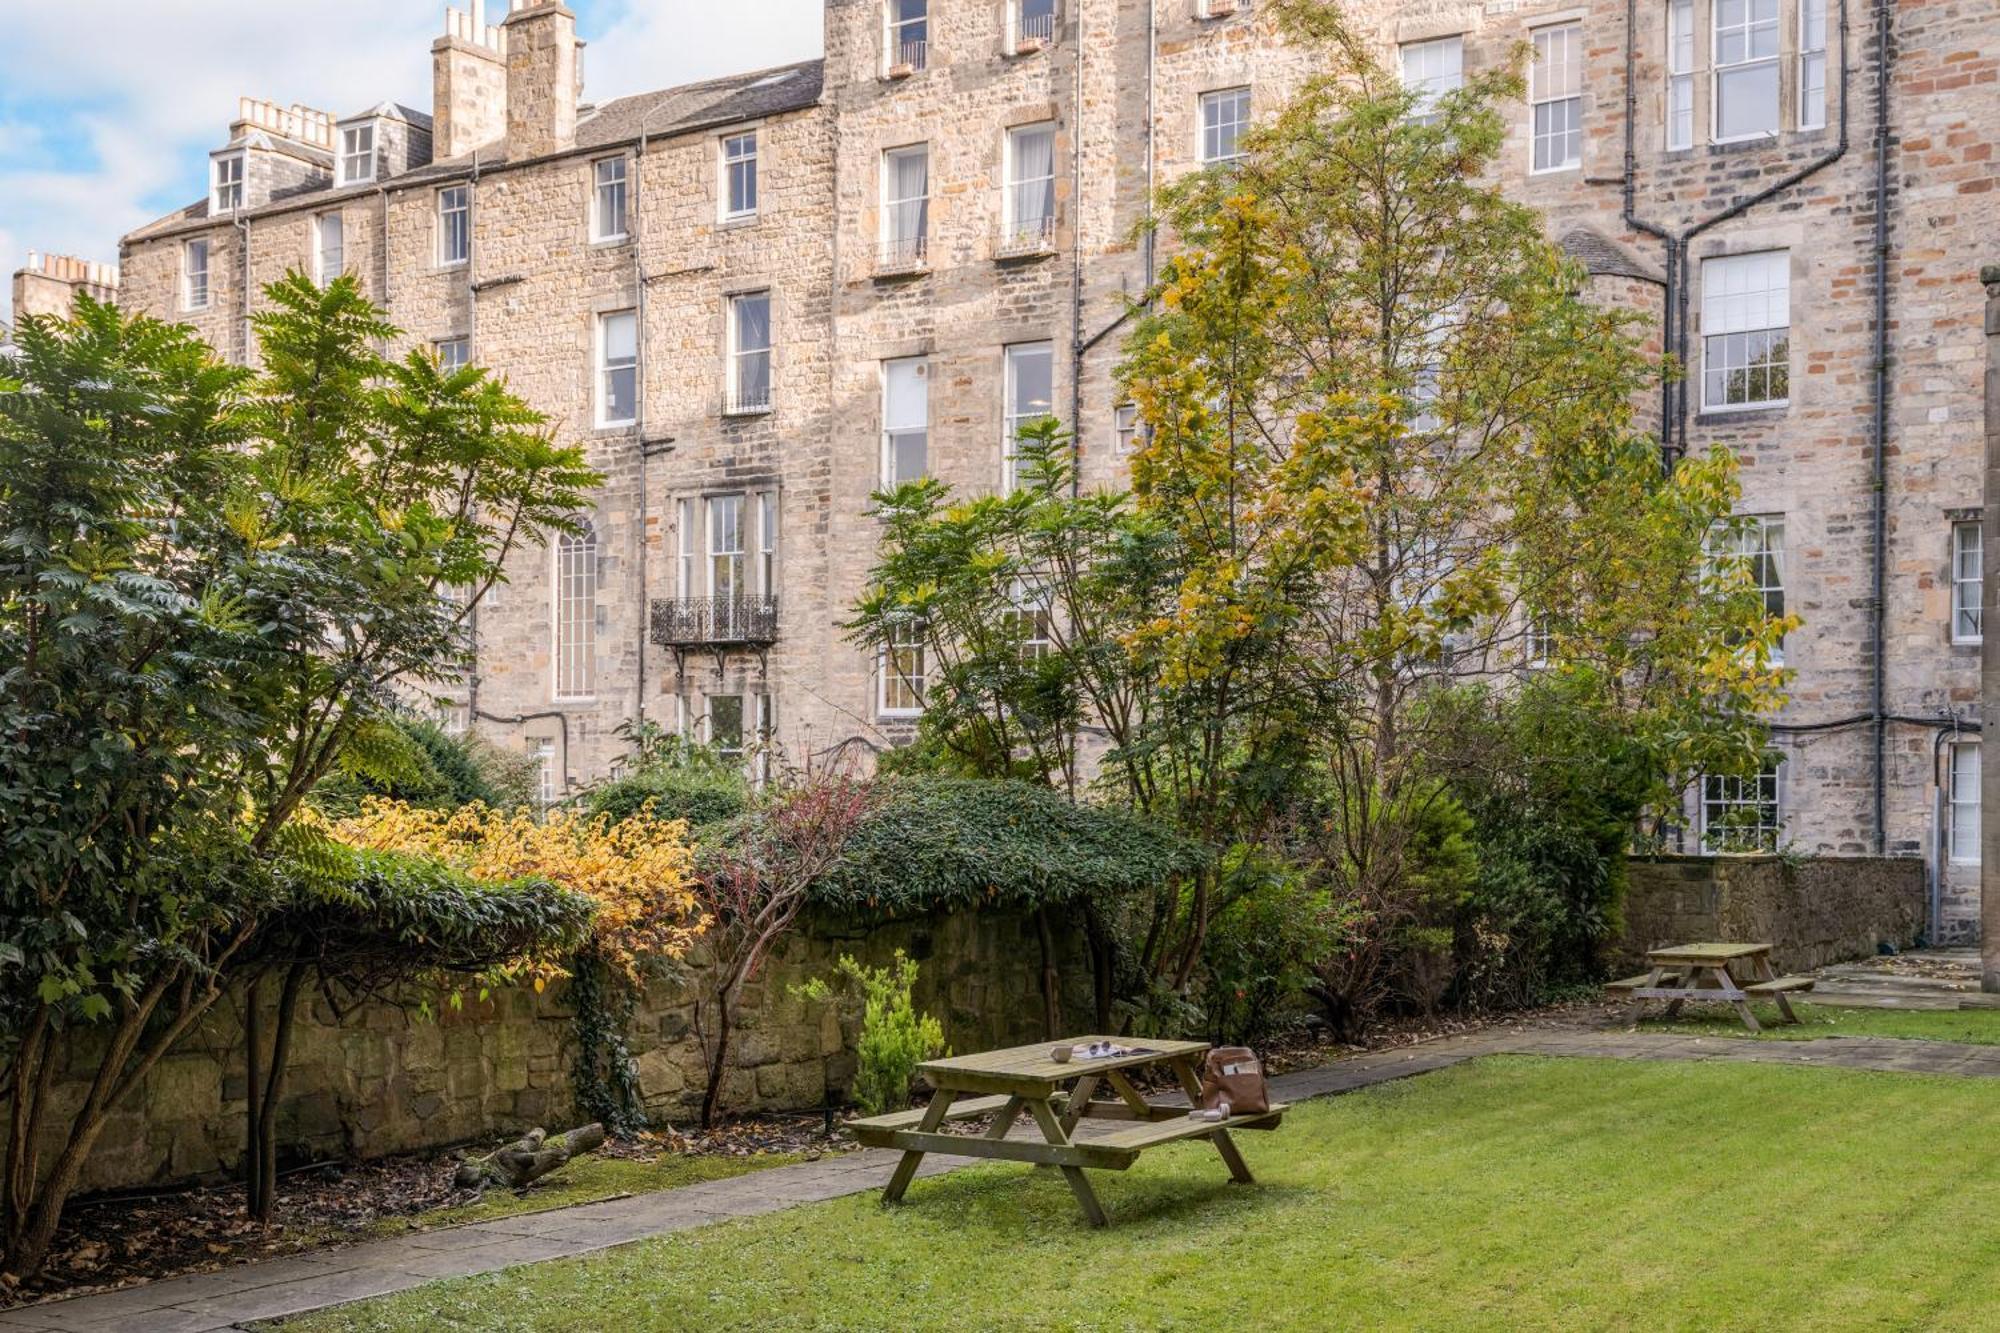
[6,1025,1997,1332]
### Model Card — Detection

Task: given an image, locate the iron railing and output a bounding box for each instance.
[892,36,928,71]
[651,596,780,648]
[879,232,928,270]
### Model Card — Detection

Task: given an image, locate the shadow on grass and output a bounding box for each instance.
[888,1149,1313,1235]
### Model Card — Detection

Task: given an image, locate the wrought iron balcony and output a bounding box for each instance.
[651,595,779,649]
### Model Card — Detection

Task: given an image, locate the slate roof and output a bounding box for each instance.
[1557,227,1667,285]
[124,60,823,246]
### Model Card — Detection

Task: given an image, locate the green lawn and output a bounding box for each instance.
[281,1056,2000,1332]
[1636,1000,2000,1045]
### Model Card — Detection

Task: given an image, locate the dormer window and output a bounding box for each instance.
[340,122,377,185]
[211,155,244,213]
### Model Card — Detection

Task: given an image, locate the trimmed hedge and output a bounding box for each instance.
[584,768,750,831]
[803,777,1202,916]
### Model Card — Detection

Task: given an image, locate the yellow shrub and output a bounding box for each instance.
[332,799,705,982]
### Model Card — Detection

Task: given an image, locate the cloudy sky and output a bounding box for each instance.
[0,0,824,321]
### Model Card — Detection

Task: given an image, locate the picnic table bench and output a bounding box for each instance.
[1607,942,1814,1031]
[847,1037,1285,1226]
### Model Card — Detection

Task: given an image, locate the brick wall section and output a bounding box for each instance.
[1619,854,1926,971]
[28,906,1092,1195]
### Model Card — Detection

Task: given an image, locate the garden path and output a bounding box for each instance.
[5,1023,1996,1333]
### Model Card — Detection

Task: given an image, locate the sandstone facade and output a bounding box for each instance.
[21,0,1992,940]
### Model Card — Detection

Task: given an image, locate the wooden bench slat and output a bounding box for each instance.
[1605,972,1680,993]
[1088,1104,1288,1153]
[1745,975,1816,995]
[848,1093,1032,1134]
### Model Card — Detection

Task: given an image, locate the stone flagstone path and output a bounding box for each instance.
[5,1025,1998,1332]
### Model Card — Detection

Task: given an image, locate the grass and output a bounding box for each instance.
[280,1056,2000,1332]
[314,1151,802,1244]
[1635,1000,2000,1045]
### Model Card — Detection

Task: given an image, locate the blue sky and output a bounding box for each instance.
[0,0,824,321]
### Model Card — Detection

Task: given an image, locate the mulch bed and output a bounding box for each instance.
[1,1113,853,1310]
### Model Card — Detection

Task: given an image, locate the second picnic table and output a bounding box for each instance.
[847,1036,1286,1226]
[1608,942,1815,1031]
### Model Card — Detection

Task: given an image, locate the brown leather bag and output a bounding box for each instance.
[1199,1046,1269,1116]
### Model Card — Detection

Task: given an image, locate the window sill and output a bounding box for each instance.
[595,419,639,434]
[878,711,924,722]
[1529,162,1582,178]
[589,234,632,249]
[995,239,1058,263]
[1696,403,1789,425]
[1006,37,1051,57]
[883,63,924,81]
[722,403,774,419]
[874,255,931,280]
[549,697,599,708]
[720,213,760,230]
[1952,638,1984,650]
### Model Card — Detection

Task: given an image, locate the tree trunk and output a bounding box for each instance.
[452,1124,606,1193]
[1035,908,1062,1038]
[700,989,733,1130]
[245,962,309,1222]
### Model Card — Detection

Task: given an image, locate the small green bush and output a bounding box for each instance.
[1197,847,1350,1047]
[802,949,947,1115]
[585,767,750,829]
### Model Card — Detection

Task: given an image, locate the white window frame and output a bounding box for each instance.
[1199,87,1252,164]
[1712,0,1782,144]
[436,337,470,373]
[1949,740,1981,865]
[592,157,628,242]
[727,290,773,413]
[597,309,638,427]
[1798,0,1829,130]
[751,692,778,786]
[1701,755,1783,853]
[438,184,470,266]
[531,738,558,809]
[708,492,747,608]
[1700,250,1790,412]
[1529,22,1583,174]
[314,211,344,287]
[1008,581,1054,660]
[183,238,211,311]
[1400,36,1463,123]
[676,497,697,597]
[1953,520,1983,645]
[879,619,927,717]
[882,356,930,485]
[1003,123,1057,250]
[1013,0,1058,50]
[551,521,598,702]
[722,132,759,222]
[339,122,377,186]
[1114,402,1141,455]
[1003,341,1055,492]
[881,143,930,266]
[887,0,928,71]
[211,154,244,214]
[1711,514,1787,664]
[757,491,779,596]
[1667,0,1696,150]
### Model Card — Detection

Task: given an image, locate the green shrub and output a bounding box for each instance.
[1197,847,1348,1047]
[310,716,535,815]
[803,950,947,1115]
[585,767,750,829]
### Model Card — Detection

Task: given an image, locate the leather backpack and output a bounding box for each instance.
[1199,1046,1269,1116]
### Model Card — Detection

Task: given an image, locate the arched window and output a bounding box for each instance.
[552,521,598,700]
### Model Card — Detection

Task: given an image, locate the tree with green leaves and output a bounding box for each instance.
[0,275,598,1279]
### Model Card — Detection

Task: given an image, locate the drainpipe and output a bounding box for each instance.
[1620,0,1675,463]
[234,211,252,365]
[466,148,486,725]
[1867,0,1895,852]
[1067,3,1087,496]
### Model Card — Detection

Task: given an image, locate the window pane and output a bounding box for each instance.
[1955,521,1984,642]
[885,357,929,483]
[731,293,772,409]
[1716,62,1780,139]
[595,158,627,238]
[1007,125,1056,243]
[1950,743,1981,863]
[553,524,598,699]
[709,694,744,755]
[1400,36,1463,120]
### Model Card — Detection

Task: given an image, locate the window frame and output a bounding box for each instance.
[887,0,929,71]
[882,356,930,485]
[881,142,930,266]
[1710,513,1787,664]
[551,520,599,702]
[1798,0,1829,129]
[183,238,211,311]
[721,132,759,223]
[314,210,345,287]
[1399,35,1464,123]
[1953,520,1983,646]
[1701,753,1784,853]
[1114,402,1141,456]
[726,290,773,414]
[1667,0,1697,149]
[1003,122,1058,250]
[878,618,928,717]
[1948,740,1982,865]
[1528,21,1584,174]
[1003,341,1056,492]
[438,184,471,267]
[1711,0,1782,144]
[211,154,244,214]
[530,738,558,810]
[591,156,629,243]
[1199,86,1252,164]
[596,309,638,428]
[339,121,377,186]
[1700,249,1791,413]
[435,337,470,373]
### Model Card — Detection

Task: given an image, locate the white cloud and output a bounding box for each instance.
[1,0,824,323]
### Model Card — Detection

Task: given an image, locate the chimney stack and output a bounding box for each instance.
[433,3,509,159]
[501,0,581,160]
[11,251,121,323]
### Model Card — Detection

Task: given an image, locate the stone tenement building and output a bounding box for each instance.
[13,0,1993,938]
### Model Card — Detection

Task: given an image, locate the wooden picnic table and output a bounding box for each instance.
[1607,942,1814,1032]
[846,1036,1286,1226]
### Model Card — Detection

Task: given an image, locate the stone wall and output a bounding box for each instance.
[1617,855,1926,973]
[22,905,1092,1197]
